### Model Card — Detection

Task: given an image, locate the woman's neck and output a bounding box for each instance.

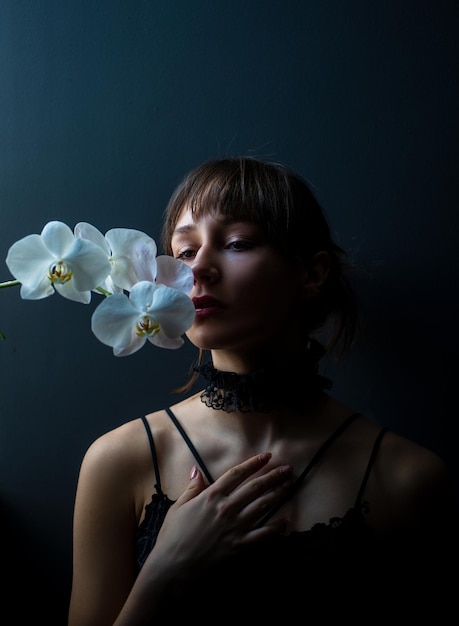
[195,339,332,414]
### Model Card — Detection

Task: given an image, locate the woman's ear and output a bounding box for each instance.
[301,251,331,299]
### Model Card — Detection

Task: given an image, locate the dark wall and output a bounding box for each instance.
[1,1,458,622]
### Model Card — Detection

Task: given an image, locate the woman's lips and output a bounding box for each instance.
[192,296,225,317]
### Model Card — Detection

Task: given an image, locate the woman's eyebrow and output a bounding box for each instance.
[172,224,196,236]
[172,217,246,238]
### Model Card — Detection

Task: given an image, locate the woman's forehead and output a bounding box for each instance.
[174,205,214,229]
[174,205,248,229]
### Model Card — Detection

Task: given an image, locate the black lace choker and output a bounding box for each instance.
[194,339,332,413]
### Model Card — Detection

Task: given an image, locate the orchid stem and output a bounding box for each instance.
[95,286,111,297]
[0,279,20,289]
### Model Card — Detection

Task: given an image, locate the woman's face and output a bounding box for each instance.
[170,207,306,356]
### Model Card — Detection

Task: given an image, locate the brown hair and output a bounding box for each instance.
[161,156,360,390]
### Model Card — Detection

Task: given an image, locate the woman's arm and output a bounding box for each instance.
[68,426,141,626]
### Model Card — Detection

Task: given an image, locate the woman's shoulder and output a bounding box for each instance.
[76,409,178,515]
[80,409,172,476]
[347,409,450,495]
[379,429,450,492]
[370,427,456,532]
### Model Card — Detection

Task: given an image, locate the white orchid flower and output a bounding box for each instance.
[5,221,111,303]
[91,280,196,356]
[130,237,195,295]
[3,220,195,353]
[74,222,157,293]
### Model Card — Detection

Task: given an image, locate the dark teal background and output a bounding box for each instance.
[1,1,458,621]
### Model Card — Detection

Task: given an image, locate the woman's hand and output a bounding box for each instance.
[113,453,293,624]
[148,452,292,574]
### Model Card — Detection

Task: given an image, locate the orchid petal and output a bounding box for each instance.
[55,281,91,304]
[74,222,111,255]
[64,238,112,292]
[108,255,139,292]
[147,284,196,337]
[105,228,156,258]
[128,280,159,309]
[129,239,158,283]
[91,293,139,349]
[105,228,156,291]
[114,334,147,356]
[100,275,123,295]
[156,256,194,294]
[6,234,54,285]
[150,333,185,349]
[19,275,55,300]
[41,221,75,256]
[74,223,127,293]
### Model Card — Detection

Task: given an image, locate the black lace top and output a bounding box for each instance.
[134,410,408,615]
[130,406,454,621]
[136,410,384,568]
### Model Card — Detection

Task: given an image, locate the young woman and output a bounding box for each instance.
[68,157,455,625]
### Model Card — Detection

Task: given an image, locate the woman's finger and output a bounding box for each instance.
[214,464,293,532]
[212,452,273,496]
[173,465,207,506]
[227,463,293,510]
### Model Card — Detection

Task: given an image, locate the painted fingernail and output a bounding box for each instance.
[190,465,198,480]
[279,464,293,475]
[258,452,272,463]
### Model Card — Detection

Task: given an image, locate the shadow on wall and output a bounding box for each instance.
[1,497,70,623]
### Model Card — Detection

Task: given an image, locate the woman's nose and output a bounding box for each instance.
[191,248,219,284]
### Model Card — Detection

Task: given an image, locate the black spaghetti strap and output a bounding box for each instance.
[353,426,389,507]
[140,415,162,494]
[256,412,361,527]
[295,412,361,486]
[164,407,215,484]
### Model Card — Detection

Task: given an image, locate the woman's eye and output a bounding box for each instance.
[174,238,255,260]
[175,249,196,260]
[227,239,253,250]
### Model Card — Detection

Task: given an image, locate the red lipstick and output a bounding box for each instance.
[192,296,225,318]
